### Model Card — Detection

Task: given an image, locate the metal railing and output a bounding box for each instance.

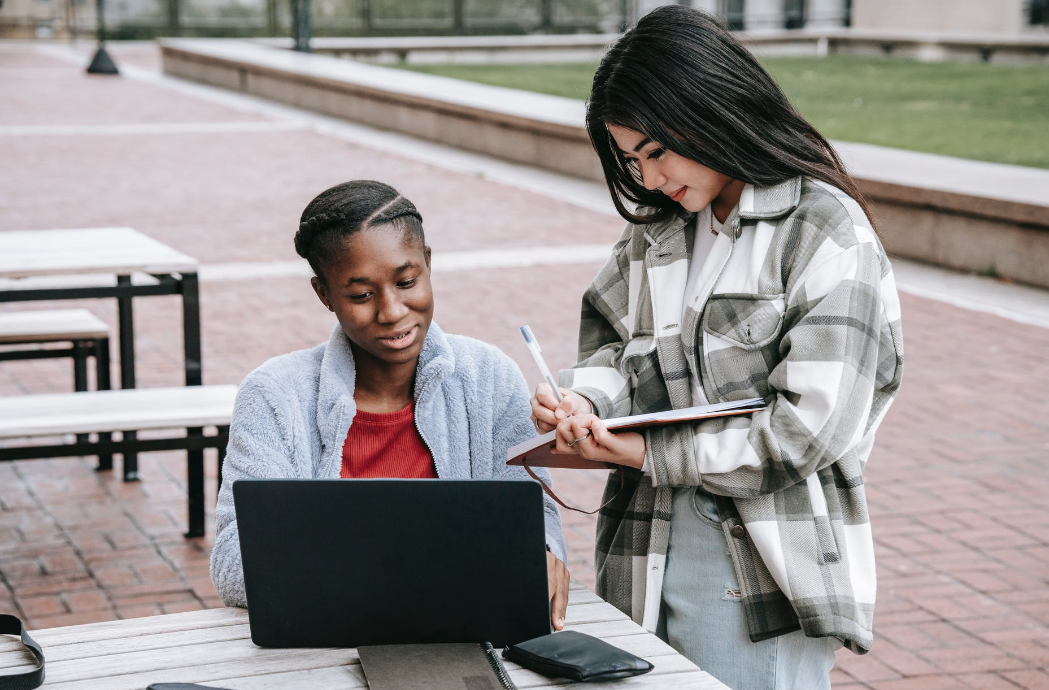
[1,0,861,41]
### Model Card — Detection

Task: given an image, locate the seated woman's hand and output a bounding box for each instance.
[547,550,570,630]
[530,384,592,434]
[553,414,646,469]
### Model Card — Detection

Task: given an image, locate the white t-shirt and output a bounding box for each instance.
[684,206,723,406]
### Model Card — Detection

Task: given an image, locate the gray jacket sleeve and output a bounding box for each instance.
[210,373,301,608]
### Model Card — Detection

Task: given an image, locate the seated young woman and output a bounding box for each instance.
[210,179,570,629]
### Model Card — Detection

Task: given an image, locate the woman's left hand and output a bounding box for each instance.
[553,414,646,469]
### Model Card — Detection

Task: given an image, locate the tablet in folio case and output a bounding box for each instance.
[506,398,765,469]
[358,643,515,690]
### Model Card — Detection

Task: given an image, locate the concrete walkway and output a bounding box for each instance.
[2,41,1049,690]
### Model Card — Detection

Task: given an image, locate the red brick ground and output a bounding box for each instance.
[2,42,1049,690]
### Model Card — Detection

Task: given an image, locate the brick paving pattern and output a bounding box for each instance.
[2,42,1049,689]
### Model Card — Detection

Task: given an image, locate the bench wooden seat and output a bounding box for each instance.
[0,309,109,344]
[0,385,237,438]
[0,385,237,538]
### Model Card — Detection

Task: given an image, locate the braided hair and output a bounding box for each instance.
[294,180,425,283]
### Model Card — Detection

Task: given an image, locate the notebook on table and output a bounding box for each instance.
[357,642,515,690]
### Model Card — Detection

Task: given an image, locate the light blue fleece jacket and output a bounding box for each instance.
[210,322,566,607]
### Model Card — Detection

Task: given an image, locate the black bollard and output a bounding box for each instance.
[86,0,119,75]
[290,0,312,53]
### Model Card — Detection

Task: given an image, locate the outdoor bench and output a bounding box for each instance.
[0,308,114,465]
[0,385,237,538]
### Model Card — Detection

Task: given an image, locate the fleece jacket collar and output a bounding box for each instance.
[315,321,455,467]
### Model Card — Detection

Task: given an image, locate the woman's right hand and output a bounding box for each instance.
[530,383,592,433]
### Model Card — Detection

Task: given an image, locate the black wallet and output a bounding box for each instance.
[503,630,653,682]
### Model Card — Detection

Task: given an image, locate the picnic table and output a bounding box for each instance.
[0,227,203,480]
[0,582,730,689]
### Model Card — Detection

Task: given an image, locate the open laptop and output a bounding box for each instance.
[233,479,552,648]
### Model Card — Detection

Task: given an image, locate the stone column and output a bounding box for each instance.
[806,0,847,27]
[744,0,783,30]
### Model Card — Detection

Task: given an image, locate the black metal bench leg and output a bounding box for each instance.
[117,275,139,481]
[181,272,206,538]
[73,341,90,445]
[94,337,114,472]
[185,427,205,538]
[181,272,203,389]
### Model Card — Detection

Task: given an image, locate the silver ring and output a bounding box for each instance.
[567,431,590,447]
[534,418,543,433]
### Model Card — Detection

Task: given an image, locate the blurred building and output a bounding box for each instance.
[2,0,1047,39]
[687,0,1049,33]
[851,0,1047,34]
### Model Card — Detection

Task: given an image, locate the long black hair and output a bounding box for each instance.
[587,5,871,226]
[294,180,425,283]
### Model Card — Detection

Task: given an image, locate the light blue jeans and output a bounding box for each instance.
[656,486,840,690]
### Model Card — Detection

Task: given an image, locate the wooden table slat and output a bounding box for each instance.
[562,618,644,639]
[44,646,361,689]
[9,608,245,648]
[0,622,251,668]
[212,665,368,690]
[564,588,603,606]
[554,601,631,626]
[0,585,728,689]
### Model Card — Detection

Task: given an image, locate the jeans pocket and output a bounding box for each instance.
[691,487,722,529]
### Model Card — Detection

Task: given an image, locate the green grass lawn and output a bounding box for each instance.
[398,57,1049,169]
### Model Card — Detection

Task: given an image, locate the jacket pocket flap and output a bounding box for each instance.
[703,293,786,350]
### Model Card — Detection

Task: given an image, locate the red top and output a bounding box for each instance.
[341,401,437,479]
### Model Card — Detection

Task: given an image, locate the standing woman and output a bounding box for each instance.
[531,7,903,689]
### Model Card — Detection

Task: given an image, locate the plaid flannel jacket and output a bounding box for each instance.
[560,177,904,654]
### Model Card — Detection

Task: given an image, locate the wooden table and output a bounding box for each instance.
[0,227,202,484]
[0,583,729,689]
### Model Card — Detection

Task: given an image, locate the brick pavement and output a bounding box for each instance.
[2,41,1049,689]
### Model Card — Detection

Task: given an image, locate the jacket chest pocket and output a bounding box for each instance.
[700,293,785,401]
